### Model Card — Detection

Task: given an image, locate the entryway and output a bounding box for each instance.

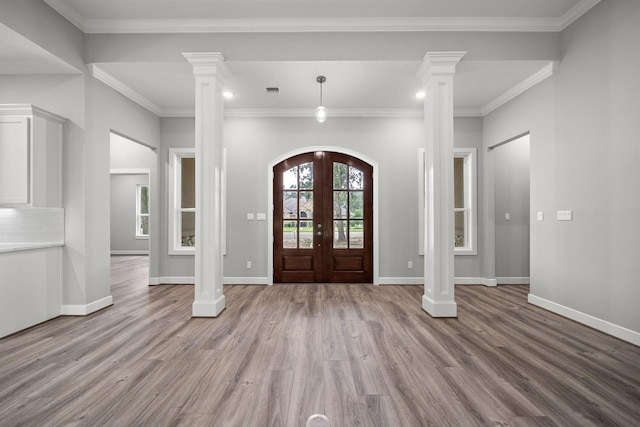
[273,151,373,283]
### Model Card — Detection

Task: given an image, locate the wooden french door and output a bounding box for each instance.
[274,152,373,283]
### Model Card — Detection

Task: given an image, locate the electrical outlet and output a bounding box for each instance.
[537,211,544,221]
[246,261,252,269]
[505,212,510,221]
[408,261,413,269]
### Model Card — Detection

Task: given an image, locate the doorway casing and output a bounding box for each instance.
[267,146,379,285]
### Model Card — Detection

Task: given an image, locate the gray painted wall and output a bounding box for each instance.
[110,174,149,252]
[494,135,530,279]
[157,116,484,281]
[483,0,640,332]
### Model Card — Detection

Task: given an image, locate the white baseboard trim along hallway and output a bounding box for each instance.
[528,294,640,347]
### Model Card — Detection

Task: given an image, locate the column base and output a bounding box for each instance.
[422,294,457,317]
[192,295,226,317]
[483,278,498,287]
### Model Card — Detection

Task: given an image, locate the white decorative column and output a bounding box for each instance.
[418,52,466,317]
[184,52,227,317]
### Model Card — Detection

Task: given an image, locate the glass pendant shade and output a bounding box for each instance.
[315,105,327,123]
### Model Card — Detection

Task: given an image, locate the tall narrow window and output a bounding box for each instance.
[169,148,196,255]
[136,184,150,238]
[454,148,477,255]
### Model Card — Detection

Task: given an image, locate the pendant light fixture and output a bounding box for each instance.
[315,76,327,123]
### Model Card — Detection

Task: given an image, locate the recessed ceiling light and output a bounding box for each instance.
[223,91,234,99]
[415,91,426,100]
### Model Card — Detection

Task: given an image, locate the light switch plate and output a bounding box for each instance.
[537,211,544,221]
[247,213,254,221]
[256,213,266,221]
[505,213,510,221]
[557,210,572,221]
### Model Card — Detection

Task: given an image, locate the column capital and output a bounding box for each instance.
[418,51,466,81]
[183,52,229,79]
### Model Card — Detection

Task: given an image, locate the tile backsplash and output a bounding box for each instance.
[0,208,64,244]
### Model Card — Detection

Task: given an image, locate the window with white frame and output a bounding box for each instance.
[169,148,196,255]
[453,148,477,255]
[136,184,150,238]
[418,148,477,255]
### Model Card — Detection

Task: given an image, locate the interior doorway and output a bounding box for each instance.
[273,151,373,283]
[493,133,530,284]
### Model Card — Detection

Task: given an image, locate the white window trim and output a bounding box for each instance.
[454,148,477,255]
[135,183,150,239]
[418,148,477,256]
[168,148,195,255]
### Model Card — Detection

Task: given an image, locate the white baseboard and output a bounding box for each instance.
[110,250,149,255]
[61,295,113,316]
[223,277,269,285]
[422,294,457,317]
[378,277,423,285]
[497,277,530,285]
[455,277,485,285]
[149,276,194,285]
[378,277,505,286]
[528,294,640,347]
[149,276,269,285]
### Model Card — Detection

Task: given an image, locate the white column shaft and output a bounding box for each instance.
[185,53,226,317]
[419,52,465,317]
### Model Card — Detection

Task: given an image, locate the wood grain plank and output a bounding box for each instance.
[0,257,639,426]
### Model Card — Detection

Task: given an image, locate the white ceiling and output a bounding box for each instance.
[2,1,600,117]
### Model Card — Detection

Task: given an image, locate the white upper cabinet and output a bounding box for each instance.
[0,105,65,207]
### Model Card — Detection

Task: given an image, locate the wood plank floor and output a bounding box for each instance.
[1,256,639,426]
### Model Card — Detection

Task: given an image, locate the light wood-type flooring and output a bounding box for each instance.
[1,256,639,426]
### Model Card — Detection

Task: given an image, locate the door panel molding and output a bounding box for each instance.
[267,146,379,285]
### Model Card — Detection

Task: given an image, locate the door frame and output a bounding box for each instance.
[267,146,379,285]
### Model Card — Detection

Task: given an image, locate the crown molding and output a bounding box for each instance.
[560,0,601,30]
[481,61,557,116]
[80,16,584,34]
[158,108,480,118]
[43,0,86,32]
[43,0,601,34]
[89,64,163,116]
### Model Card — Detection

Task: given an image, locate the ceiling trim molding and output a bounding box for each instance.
[560,0,601,30]
[43,0,601,34]
[79,16,579,34]
[89,64,163,116]
[159,108,480,118]
[43,0,87,31]
[481,61,558,116]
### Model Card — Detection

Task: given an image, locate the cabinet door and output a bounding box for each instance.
[0,117,30,204]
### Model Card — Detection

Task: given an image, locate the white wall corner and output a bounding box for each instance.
[528,293,640,347]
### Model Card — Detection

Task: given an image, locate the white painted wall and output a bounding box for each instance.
[483,0,640,338]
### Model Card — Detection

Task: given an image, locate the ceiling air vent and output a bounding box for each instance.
[265,87,280,95]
